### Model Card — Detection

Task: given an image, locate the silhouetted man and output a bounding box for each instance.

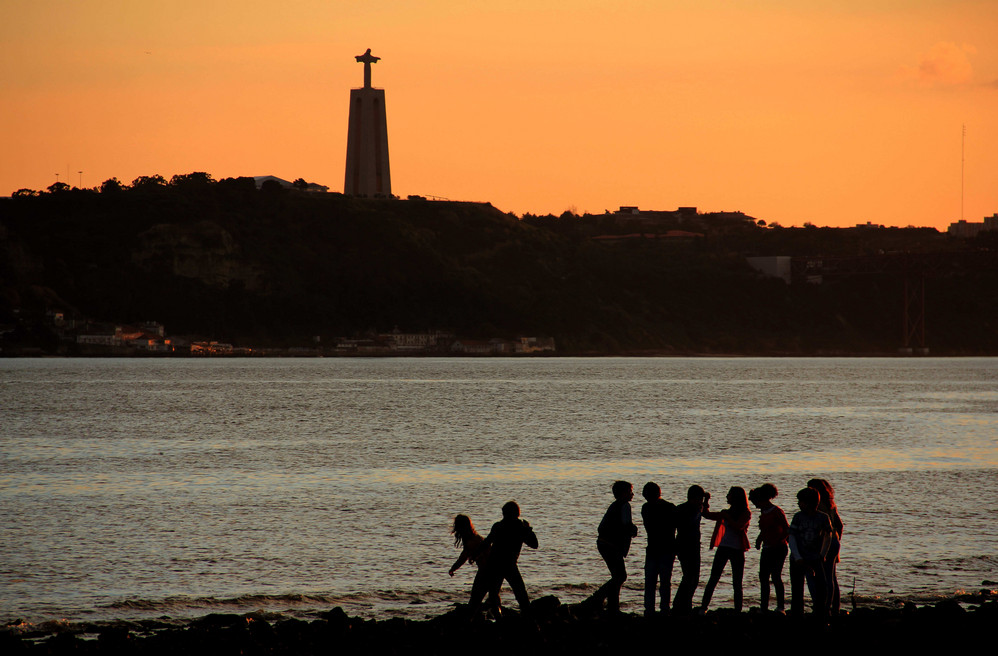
[641,482,677,616]
[469,501,538,617]
[591,480,638,614]
[672,485,707,615]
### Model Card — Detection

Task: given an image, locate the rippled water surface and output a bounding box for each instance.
[1,357,996,622]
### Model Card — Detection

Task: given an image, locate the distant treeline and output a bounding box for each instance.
[2,173,997,354]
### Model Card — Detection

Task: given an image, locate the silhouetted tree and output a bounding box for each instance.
[216,177,258,195]
[261,179,286,194]
[46,182,70,194]
[12,188,39,197]
[293,178,309,190]
[100,178,124,194]
[170,172,215,189]
[131,174,167,190]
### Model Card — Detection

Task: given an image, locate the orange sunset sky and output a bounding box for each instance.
[2,1,996,229]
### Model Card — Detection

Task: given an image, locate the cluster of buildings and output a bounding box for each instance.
[335,330,555,355]
[20,311,555,357]
[57,316,174,353]
[72,320,251,355]
[947,213,998,238]
[2,311,253,357]
[584,206,766,242]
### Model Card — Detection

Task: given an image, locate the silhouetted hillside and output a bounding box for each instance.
[2,180,997,354]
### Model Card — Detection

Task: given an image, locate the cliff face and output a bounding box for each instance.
[1,187,996,354]
[132,221,263,291]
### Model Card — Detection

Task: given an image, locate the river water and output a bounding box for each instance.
[1,357,996,624]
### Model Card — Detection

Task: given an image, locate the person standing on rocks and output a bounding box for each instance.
[589,480,638,614]
[750,484,789,613]
[468,501,538,617]
[700,486,752,613]
[641,482,677,617]
[808,478,843,615]
[672,485,708,615]
[788,486,833,616]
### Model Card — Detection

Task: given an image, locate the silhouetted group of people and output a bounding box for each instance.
[449,479,842,619]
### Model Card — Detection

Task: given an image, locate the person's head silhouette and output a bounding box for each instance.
[749,483,778,509]
[727,486,749,511]
[807,478,836,510]
[797,487,820,512]
[451,514,477,547]
[612,480,633,501]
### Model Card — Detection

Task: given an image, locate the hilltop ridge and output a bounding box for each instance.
[2,178,997,355]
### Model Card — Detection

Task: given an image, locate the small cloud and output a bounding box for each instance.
[900,42,975,86]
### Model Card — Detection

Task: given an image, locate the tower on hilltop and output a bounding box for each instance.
[344,49,391,197]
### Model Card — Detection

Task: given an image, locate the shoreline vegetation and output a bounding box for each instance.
[4,596,996,654]
[4,177,998,358]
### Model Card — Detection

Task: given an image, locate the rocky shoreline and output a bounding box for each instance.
[4,597,995,655]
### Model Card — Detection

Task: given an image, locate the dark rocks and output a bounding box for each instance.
[4,600,996,655]
[528,595,561,619]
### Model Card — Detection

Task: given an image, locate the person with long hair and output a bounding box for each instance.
[449,514,500,617]
[808,478,843,614]
[749,483,789,613]
[700,486,752,613]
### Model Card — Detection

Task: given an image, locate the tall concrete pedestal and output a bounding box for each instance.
[344,49,391,197]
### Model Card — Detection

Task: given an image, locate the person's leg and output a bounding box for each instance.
[827,539,841,614]
[674,548,700,615]
[812,559,828,616]
[730,549,744,612]
[700,548,731,610]
[608,555,627,612]
[504,564,531,610]
[486,588,502,618]
[802,559,827,616]
[772,545,787,611]
[826,559,840,614]
[469,565,499,617]
[596,542,627,612]
[643,552,659,615]
[590,542,609,605]
[759,548,772,610]
[661,552,676,613]
[789,559,805,616]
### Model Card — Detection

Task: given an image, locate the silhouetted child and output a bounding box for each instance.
[788,486,833,616]
[591,480,638,613]
[449,514,501,617]
[700,486,751,613]
[469,501,538,617]
[749,484,789,612]
[808,478,844,615]
[672,485,707,615]
[641,482,677,616]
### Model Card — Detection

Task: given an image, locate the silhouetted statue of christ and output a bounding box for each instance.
[356,48,380,88]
